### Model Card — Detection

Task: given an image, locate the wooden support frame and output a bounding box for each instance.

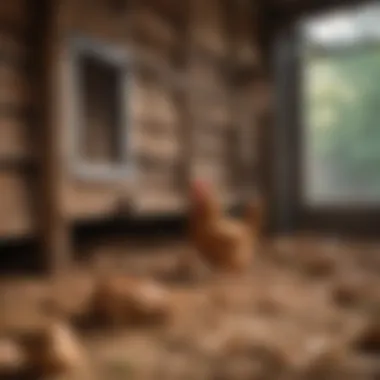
[222,0,262,202]
[175,0,192,192]
[33,0,72,273]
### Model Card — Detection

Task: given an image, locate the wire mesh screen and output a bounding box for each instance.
[300,2,380,206]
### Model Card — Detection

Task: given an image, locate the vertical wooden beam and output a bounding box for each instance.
[222,0,247,201]
[177,0,192,196]
[226,0,266,201]
[184,0,208,190]
[33,0,72,273]
[255,1,279,233]
[247,0,264,197]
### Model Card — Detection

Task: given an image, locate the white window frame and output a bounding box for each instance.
[67,35,133,182]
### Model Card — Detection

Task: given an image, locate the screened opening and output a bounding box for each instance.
[300,2,380,207]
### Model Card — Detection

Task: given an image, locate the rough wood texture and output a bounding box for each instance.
[191,0,228,57]
[56,0,264,218]
[0,172,33,236]
[55,0,182,217]
[0,0,29,27]
[0,118,31,161]
[0,69,30,107]
[0,33,29,64]
[0,0,265,239]
[187,0,265,204]
[45,0,264,220]
[0,0,35,238]
[35,0,72,272]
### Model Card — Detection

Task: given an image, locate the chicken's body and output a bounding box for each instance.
[192,217,253,272]
[90,274,171,326]
[189,182,264,273]
[21,312,88,378]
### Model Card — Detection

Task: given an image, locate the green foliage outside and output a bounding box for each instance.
[303,45,380,200]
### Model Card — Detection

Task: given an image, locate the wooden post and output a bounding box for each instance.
[33,0,72,274]
[224,0,263,202]
[177,0,192,195]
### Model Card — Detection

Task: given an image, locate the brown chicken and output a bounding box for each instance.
[188,181,264,273]
[90,273,171,326]
[20,301,88,378]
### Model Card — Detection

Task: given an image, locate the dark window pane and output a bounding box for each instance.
[79,54,123,164]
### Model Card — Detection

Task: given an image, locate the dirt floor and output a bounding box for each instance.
[0,235,379,379]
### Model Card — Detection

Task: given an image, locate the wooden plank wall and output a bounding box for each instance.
[58,0,188,218]
[58,0,265,221]
[0,1,35,238]
[188,0,262,205]
[0,0,268,240]
[130,0,188,214]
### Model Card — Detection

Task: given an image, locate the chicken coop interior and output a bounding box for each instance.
[0,0,379,379]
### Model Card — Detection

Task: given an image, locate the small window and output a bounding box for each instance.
[68,36,132,181]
